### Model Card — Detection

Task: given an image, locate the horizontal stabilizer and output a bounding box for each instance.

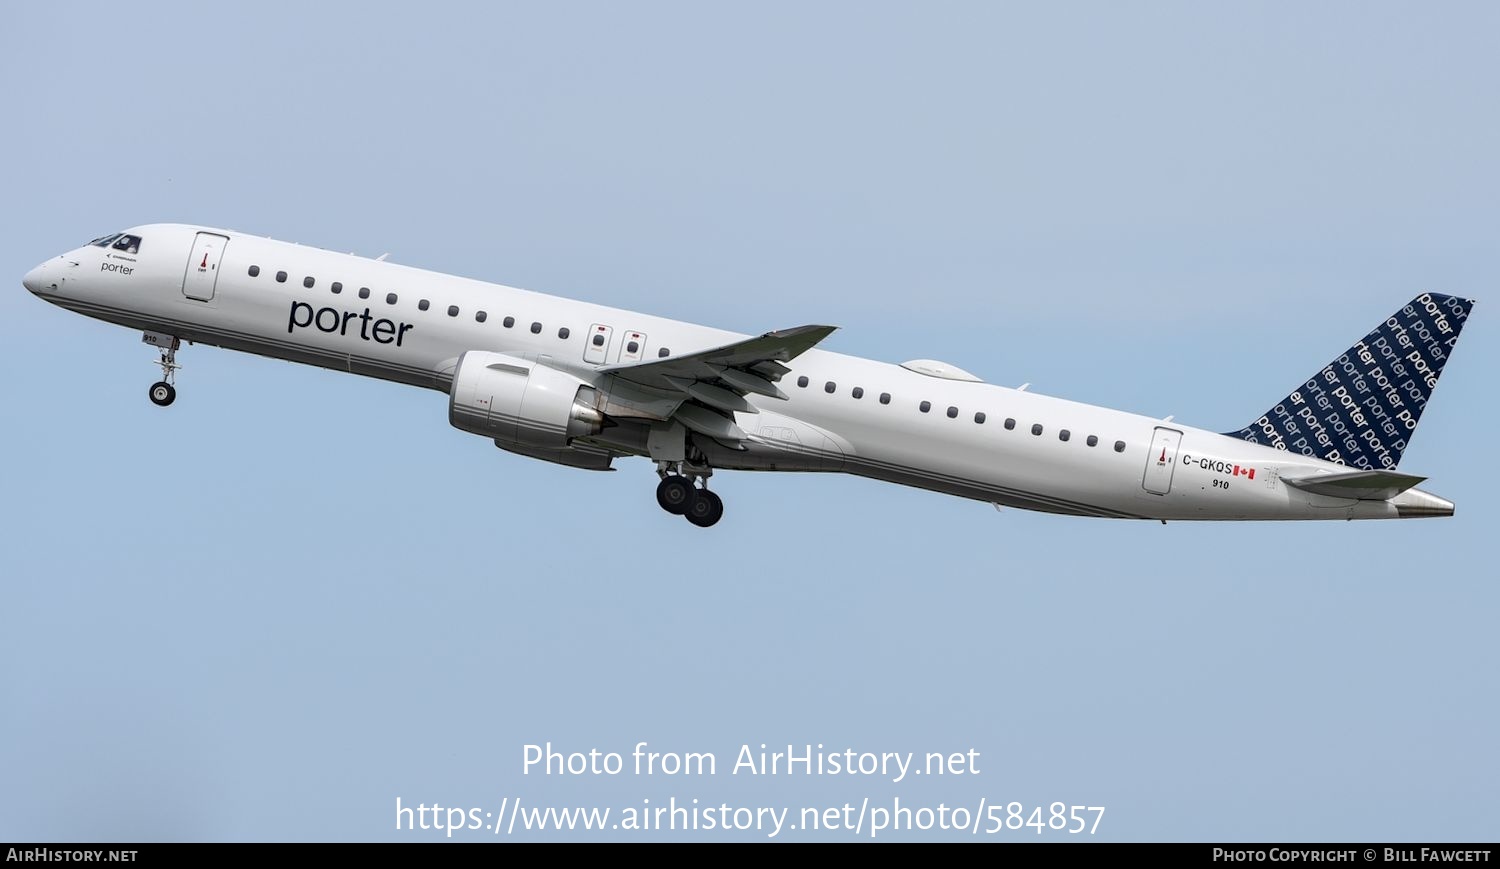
[1281,469,1427,501]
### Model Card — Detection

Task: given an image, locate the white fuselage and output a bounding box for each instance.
[24,223,1445,521]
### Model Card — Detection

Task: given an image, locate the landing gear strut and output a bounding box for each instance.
[655,461,724,527]
[144,332,180,407]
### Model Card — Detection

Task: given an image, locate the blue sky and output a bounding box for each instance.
[2,2,1495,842]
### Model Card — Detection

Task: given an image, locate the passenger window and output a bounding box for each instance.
[476,311,487,323]
[825,381,836,394]
[558,327,571,339]
[276,271,287,283]
[112,235,141,254]
[658,348,671,357]
[358,287,370,299]
[331,282,343,294]
[1031,424,1043,436]
[418,299,429,311]
[530,322,542,334]
[248,265,260,277]
[303,276,315,289]
[797,376,809,388]
[503,316,515,328]
[852,387,864,399]
[974,412,986,424]
[1114,440,1126,452]
[1004,418,1016,430]
[946,406,958,419]
[447,305,459,317]
[386,293,398,305]
[1087,435,1098,447]
[592,334,605,347]
[920,401,932,413]
[627,340,640,354]
[1060,429,1071,442]
[879,393,891,405]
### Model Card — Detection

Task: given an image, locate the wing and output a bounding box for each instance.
[599,324,837,442]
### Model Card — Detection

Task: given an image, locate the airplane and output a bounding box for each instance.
[23,223,1475,527]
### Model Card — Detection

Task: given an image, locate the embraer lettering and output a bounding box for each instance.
[288,301,414,346]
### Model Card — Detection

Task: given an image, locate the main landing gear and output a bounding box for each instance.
[143,332,180,407]
[655,462,724,528]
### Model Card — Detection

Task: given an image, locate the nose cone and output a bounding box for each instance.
[23,262,46,294]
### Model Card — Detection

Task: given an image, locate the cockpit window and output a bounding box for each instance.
[88,232,141,253]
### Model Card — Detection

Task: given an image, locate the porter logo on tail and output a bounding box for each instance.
[1227,293,1474,470]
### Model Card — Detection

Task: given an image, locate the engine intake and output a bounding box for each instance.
[449,352,604,450]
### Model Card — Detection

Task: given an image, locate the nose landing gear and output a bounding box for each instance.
[143,332,180,407]
[655,462,724,527]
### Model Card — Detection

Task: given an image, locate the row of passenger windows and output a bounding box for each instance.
[248,260,1119,449]
[248,264,672,357]
[794,375,1127,452]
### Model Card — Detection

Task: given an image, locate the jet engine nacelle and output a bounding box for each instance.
[449,351,605,451]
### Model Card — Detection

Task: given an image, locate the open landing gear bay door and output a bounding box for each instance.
[597,324,837,443]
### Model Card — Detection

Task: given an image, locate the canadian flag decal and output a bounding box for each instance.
[1232,465,1256,480]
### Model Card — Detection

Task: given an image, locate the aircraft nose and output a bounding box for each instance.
[23,262,47,294]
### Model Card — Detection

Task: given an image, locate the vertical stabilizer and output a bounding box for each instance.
[1225,293,1474,469]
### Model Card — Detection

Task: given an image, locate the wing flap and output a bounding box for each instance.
[681,381,758,415]
[750,360,793,380]
[717,368,788,400]
[674,403,747,442]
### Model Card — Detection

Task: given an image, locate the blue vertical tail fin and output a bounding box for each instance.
[1225,293,1475,470]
